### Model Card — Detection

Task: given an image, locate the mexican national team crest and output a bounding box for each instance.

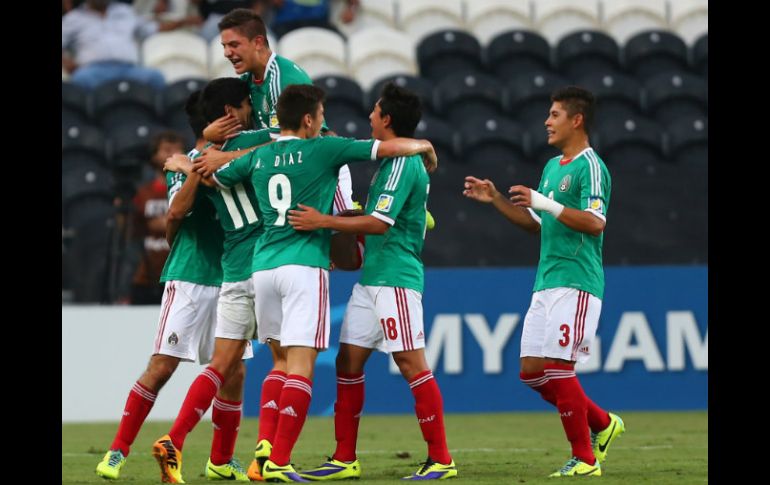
[559,174,572,192]
[375,194,394,212]
[167,332,179,346]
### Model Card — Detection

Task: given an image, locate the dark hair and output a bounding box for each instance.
[551,86,596,133]
[199,78,251,123]
[377,82,422,137]
[184,90,207,139]
[218,8,269,46]
[150,130,184,154]
[277,84,326,131]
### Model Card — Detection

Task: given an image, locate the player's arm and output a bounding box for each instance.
[376,138,438,173]
[508,185,605,236]
[288,204,389,234]
[464,176,540,233]
[166,172,202,245]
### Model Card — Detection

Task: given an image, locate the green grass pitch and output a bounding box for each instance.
[63,411,706,484]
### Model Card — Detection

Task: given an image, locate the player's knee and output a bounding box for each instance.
[393,354,424,381]
[145,356,179,388]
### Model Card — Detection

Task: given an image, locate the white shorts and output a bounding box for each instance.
[340,283,425,353]
[252,265,330,349]
[520,287,602,363]
[214,279,256,359]
[153,281,219,364]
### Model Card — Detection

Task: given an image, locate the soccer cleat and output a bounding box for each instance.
[261,459,310,482]
[548,457,601,477]
[95,449,126,480]
[591,412,625,463]
[152,434,185,483]
[402,457,457,480]
[205,458,249,481]
[298,457,362,481]
[247,439,273,481]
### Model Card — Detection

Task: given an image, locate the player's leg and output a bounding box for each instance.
[519,292,560,406]
[97,281,217,480]
[206,361,249,481]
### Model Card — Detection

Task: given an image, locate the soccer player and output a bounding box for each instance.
[287,82,457,481]
[463,86,624,477]
[212,84,438,482]
[94,95,227,481]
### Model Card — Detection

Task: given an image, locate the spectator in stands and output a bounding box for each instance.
[134,0,203,28]
[130,131,185,305]
[267,0,359,39]
[463,86,624,477]
[62,0,199,90]
[197,0,268,42]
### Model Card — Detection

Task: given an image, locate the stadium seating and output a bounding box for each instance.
[62,82,91,127]
[692,33,708,77]
[62,161,115,208]
[670,0,708,46]
[278,27,348,79]
[330,0,397,38]
[596,115,666,168]
[485,30,553,81]
[142,31,209,83]
[435,72,505,126]
[602,0,669,45]
[397,0,465,44]
[314,75,367,128]
[162,78,207,145]
[666,115,707,167]
[458,116,528,168]
[623,30,689,81]
[368,74,436,115]
[533,0,601,46]
[644,72,708,125]
[93,79,161,134]
[347,27,417,91]
[555,30,622,79]
[465,0,532,46]
[417,30,485,83]
[525,119,561,163]
[62,123,108,168]
[576,72,643,120]
[109,123,162,170]
[506,71,570,126]
[415,114,458,164]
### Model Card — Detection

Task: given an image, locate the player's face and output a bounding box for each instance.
[152,141,184,169]
[227,97,254,130]
[221,28,262,75]
[545,101,574,149]
[308,103,325,138]
[369,101,388,139]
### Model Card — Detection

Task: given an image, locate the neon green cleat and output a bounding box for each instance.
[402,458,457,480]
[95,450,126,480]
[591,412,625,463]
[152,434,185,483]
[261,459,310,482]
[247,438,273,481]
[548,457,601,477]
[205,458,249,481]
[298,457,362,481]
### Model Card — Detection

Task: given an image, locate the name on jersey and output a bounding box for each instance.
[256,151,304,169]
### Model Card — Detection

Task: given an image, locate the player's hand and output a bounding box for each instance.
[192,148,231,177]
[463,176,498,203]
[288,204,326,231]
[508,185,533,207]
[203,114,242,142]
[421,143,438,173]
[165,153,192,173]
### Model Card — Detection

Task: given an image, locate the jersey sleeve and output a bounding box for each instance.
[231,129,273,147]
[212,151,255,189]
[579,155,610,222]
[166,171,187,205]
[319,137,380,168]
[368,156,421,226]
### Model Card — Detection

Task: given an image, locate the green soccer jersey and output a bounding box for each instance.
[360,155,429,293]
[217,136,378,272]
[196,129,272,282]
[160,169,224,286]
[533,147,611,299]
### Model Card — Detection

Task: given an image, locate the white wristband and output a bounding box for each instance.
[529,189,564,218]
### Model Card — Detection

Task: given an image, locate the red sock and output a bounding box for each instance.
[586,398,611,433]
[210,397,242,465]
[544,364,594,464]
[520,371,557,406]
[269,375,313,466]
[258,370,287,443]
[409,371,452,465]
[333,372,365,462]
[111,382,157,456]
[169,367,223,450]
